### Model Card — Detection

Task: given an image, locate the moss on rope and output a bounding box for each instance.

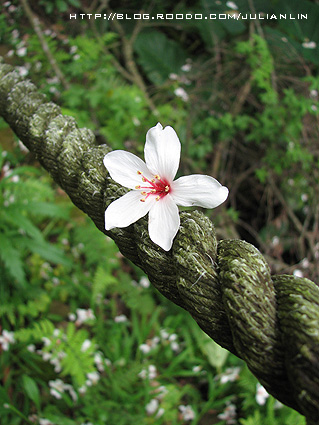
[1,60,319,424]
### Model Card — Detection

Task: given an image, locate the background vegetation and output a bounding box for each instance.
[0,0,318,424]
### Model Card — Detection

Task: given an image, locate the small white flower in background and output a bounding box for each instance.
[11,28,19,38]
[70,45,78,54]
[8,4,17,13]
[256,383,270,405]
[226,1,238,10]
[156,407,165,418]
[0,330,15,351]
[302,40,316,49]
[192,365,202,373]
[27,344,36,353]
[139,276,150,288]
[68,313,76,321]
[271,236,280,247]
[174,87,189,101]
[139,343,151,354]
[179,405,196,421]
[293,269,303,278]
[50,357,62,373]
[218,367,241,384]
[42,337,51,347]
[75,308,96,325]
[181,63,191,72]
[170,341,180,352]
[78,385,87,394]
[138,364,157,380]
[132,116,141,126]
[169,73,178,80]
[49,379,65,399]
[86,371,100,386]
[16,46,27,57]
[154,385,168,400]
[94,352,107,371]
[64,384,78,402]
[146,398,159,415]
[311,105,317,112]
[218,403,237,424]
[103,123,228,251]
[81,339,92,352]
[310,89,318,98]
[114,314,128,323]
[39,419,54,425]
[301,258,310,269]
[160,329,170,340]
[16,66,29,77]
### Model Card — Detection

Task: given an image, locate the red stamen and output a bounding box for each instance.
[136,170,171,202]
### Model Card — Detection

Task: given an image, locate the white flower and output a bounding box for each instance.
[301,258,310,269]
[103,123,228,251]
[49,379,65,399]
[75,308,95,324]
[181,63,191,72]
[218,367,240,384]
[39,419,53,425]
[139,276,150,288]
[114,314,128,323]
[302,40,316,49]
[160,329,169,340]
[192,365,202,373]
[293,269,303,278]
[256,383,269,405]
[156,407,165,418]
[16,47,27,57]
[139,344,151,354]
[218,403,236,424]
[226,1,238,10]
[86,371,100,385]
[146,398,159,415]
[170,341,180,352]
[138,364,157,380]
[27,344,36,352]
[81,339,92,352]
[179,405,196,421]
[0,330,15,351]
[174,87,189,101]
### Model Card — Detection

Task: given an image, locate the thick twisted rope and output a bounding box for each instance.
[1,60,318,424]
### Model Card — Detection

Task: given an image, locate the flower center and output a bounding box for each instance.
[135,171,170,202]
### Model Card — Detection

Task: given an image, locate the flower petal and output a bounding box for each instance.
[104,151,153,189]
[171,175,229,208]
[144,122,181,182]
[105,191,156,230]
[148,194,180,251]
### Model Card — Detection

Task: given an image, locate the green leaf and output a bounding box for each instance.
[0,232,25,284]
[23,239,72,267]
[134,30,187,85]
[27,201,71,220]
[191,323,229,369]
[1,208,44,242]
[22,375,40,409]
